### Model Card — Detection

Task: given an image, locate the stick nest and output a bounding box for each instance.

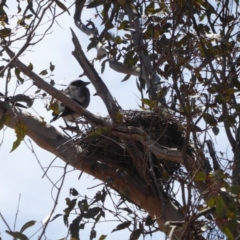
[78,110,193,194]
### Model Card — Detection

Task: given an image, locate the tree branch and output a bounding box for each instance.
[0,102,184,236]
[112,126,184,164]
[124,4,160,100]
[73,0,150,82]
[70,29,122,122]
[3,45,106,126]
[109,58,142,76]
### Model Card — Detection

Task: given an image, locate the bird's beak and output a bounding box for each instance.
[84,82,91,86]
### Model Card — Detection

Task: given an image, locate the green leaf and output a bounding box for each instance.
[112,221,131,233]
[129,229,141,240]
[157,86,169,98]
[215,195,226,217]
[118,20,130,30]
[91,191,102,205]
[224,88,238,94]
[10,120,27,152]
[49,101,59,114]
[228,185,240,195]
[145,215,155,226]
[63,198,77,226]
[0,28,11,37]
[90,229,96,240]
[20,221,36,233]
[199,13,206,22]
[202,113,217,126]
[121,74,131,82]
[0,113,10,130]
[115,36,122,44]
[194,171,207,181]
[101,60,108,74]
[0,8,9,24]
[118,207,133,214]
[64,198,77,215]
[6,231,29,240]
[15,67,24,83]
[212,169,225,181]
[231,103,240,111]
[50,214,62,222]
[212,126,219,135]
[89,127,110,137]
[164,64,172,76]
[17,4,22,13]
[145,2,154,15]
[87,37,99,51]
[70,188,79,196]
[117,0,126,5]
[27,62,33,71]
[222,224,234,240]
[207,197,215,208]
[39,69,48,76]
[0,65,4,72]
[124,34,131,39]
[124,50,138,66]
[215,94,226,104]
[87,0,102,8]
[78,199,89,212]
[83,207,102,219]
[49,62,55,71]
[54,0,70,15]
[99,235,107,240]
[141,98,156,109]
[115,112,123,121]
[24,14,33,19]
[101,188,107,203]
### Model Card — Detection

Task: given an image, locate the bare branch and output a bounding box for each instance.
[206,139,219,171]
[109,58,141,76]
[74,0,107,56]
[3,45,106,126]
[73,0,148,80]
[71,29,122,122]
[124,4,160,100]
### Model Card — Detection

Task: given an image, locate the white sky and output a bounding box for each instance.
[0,1,163,240]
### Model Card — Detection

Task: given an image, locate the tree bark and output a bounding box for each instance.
[0,101,185,237]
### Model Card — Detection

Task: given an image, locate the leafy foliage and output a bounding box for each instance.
[10,120,27,152]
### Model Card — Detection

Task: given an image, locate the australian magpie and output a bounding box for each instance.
[50,80,90,123]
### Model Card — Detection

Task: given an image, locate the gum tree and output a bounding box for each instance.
[0,0,240,239]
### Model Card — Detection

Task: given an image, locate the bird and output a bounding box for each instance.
[50,80,90,123]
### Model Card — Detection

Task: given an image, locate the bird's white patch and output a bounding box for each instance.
[57,101,65,113]
[66,86,85,103]
[63,112,81,121]
[55,101,80,121]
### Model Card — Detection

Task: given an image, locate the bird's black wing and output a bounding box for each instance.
[50,98,81,123]
[50,113,60,123]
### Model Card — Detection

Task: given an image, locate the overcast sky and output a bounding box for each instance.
[0,1,164,240]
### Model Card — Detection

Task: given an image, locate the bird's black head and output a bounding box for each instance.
[69,80,90,87]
